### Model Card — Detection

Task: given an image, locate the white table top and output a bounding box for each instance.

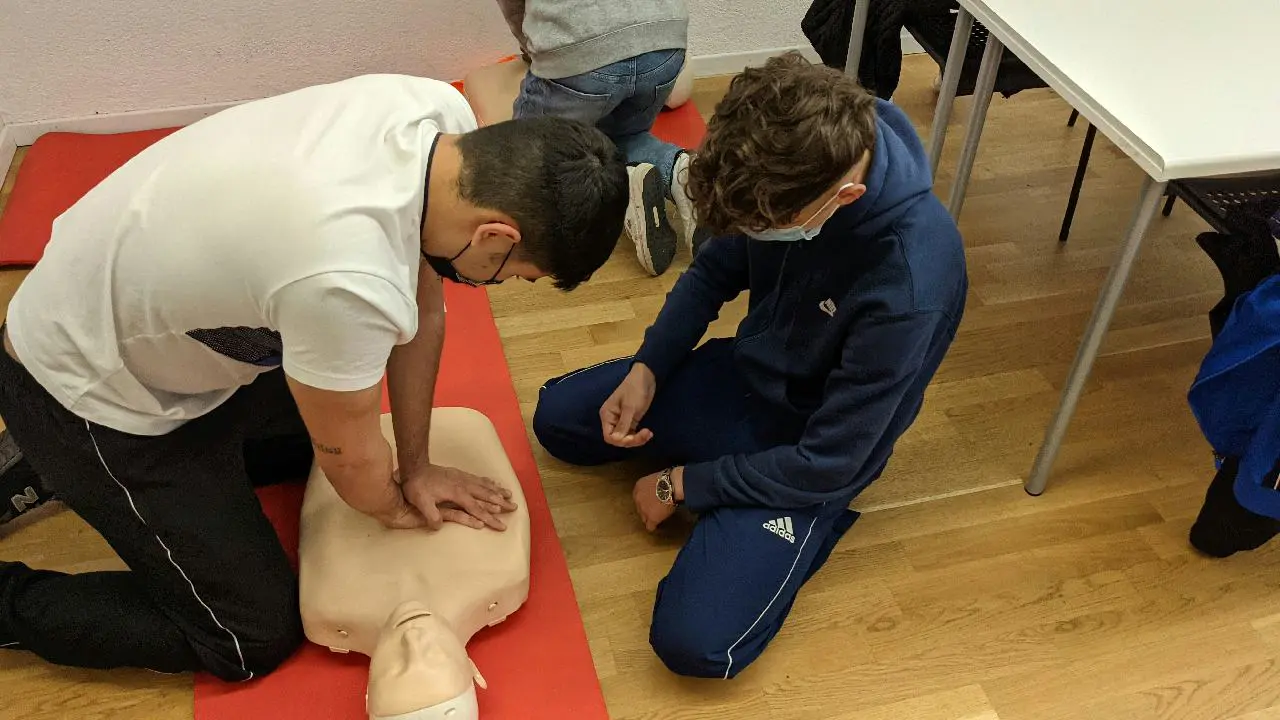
[960,0,1280,182]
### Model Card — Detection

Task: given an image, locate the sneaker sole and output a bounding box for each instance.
[670,155,711,255]
[625,165,677,276]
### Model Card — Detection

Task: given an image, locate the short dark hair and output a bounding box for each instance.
[689,52,878,234]
[455,117,627,290]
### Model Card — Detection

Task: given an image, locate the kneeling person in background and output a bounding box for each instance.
[497,0,707,276]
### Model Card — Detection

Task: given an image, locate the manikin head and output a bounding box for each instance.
[367,602,487,720]
[421,118,628,289]
[687,52,878,242]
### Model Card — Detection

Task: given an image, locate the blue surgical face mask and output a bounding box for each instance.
[743,183,857,242]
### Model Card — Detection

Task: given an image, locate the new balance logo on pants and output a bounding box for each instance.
[763,516,795,543]
[10,486,38,513]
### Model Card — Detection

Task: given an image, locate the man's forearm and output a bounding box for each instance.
[387,275,446,477]
[319,440,406,518]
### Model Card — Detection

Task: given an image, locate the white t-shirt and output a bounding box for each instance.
[7,74,478,436]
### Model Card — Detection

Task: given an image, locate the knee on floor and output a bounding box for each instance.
[648,599,744,680]
[531,388,595,464]
[200,610,304,681]
[649,572,783,680]
[530,397,565,457]
[650,617,742,676]
[241,626,304,679]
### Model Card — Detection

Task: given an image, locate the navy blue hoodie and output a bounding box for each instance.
[633,99,967,511]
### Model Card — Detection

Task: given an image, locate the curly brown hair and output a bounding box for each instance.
[687,52,878,234]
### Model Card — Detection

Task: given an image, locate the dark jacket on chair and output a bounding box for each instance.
[1190,275,1280,521]
[1188,205,1280,520]
[803,0,908,97]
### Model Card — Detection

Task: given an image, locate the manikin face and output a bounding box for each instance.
[367,602,487,720]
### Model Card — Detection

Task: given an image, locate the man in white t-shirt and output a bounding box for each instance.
[0,74,627,680]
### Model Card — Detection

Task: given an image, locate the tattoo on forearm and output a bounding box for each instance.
[313,441,343,456]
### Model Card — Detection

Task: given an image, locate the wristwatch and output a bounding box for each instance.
[656,467,676,506]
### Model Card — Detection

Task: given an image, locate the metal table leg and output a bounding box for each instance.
[844,0,871,80]
[927,7,974,178]
[1025,176,1169,495]
[946,34,1003,217]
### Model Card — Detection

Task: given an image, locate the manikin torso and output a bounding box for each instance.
[298,408,531,720]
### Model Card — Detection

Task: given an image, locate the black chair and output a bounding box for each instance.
[1189,181,1280,338]
[1167,173,1280,235]
[1065,109,1180,239]
[903,5,1094,242]
[903,6,1044,97]
[1063,110,1105,241]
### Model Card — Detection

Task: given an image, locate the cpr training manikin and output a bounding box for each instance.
[298,409,531,720]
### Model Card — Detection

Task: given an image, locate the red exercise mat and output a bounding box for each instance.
[653,103,707,150]
[0,131,608,719]
[0,128,179,266]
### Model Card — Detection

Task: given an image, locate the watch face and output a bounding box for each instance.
[656,478,673,504]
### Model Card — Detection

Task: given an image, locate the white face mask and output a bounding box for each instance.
[743,183,857,242]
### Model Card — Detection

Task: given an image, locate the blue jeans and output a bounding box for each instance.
[532,340,860,678]
[513,49,686,197]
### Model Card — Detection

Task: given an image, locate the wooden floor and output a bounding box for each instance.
[3,55,1279,720]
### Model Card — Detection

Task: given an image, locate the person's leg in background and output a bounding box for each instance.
[599,49,711,256]
[1190,456,1280,558]
[0,362,304,679]
[532,341,861,677]
[512,63,678,276]
[1187,222,1280,557]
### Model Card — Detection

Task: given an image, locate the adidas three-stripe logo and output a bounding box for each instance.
[763,516,796,543]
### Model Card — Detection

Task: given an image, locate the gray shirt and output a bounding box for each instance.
[497,0,688,79]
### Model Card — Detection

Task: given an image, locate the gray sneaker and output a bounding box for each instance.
[0,431,52,527]
[671,152,712,255]
[624,164,677,275]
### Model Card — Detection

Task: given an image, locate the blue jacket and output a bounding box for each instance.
[633,100,967,511]
[1189,273,1280,519]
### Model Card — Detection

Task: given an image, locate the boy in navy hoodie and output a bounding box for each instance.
[533,53,967,678]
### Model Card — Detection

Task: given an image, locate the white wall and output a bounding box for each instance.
[0,0,516,125]
[689,0,809,58]
[0,0,822,127]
